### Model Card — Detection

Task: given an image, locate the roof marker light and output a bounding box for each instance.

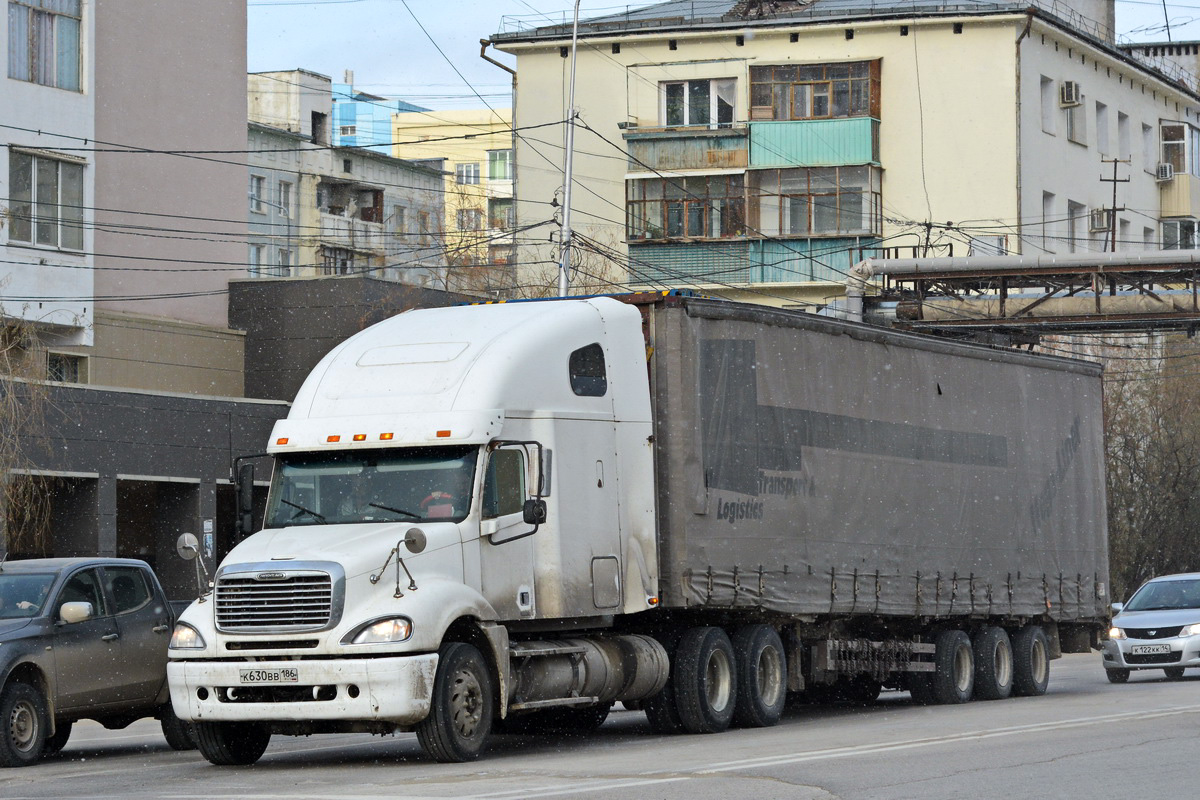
[353,434,367,442]
[436,430,452,438]
[327,435,341,443]
[276,437,289,446]
[380,433,394,441]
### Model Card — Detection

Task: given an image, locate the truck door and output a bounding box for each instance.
[51,568,124,711]
[104,565,171,704]
[477,444,537,619]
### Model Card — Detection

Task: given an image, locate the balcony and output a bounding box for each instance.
[749,118,880,168]
[319,212,386,254]
[624,126,748,172]
[1160,171,1200,219]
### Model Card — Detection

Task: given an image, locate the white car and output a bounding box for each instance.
[1102,572,1200,683]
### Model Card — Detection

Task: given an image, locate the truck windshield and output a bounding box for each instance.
[264,445,477,528]
[0,573,55,618]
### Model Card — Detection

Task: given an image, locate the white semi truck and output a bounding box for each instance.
[168,294,1109,766]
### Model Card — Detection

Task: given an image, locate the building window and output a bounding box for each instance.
[1040,76,1055,135]
[277,181,292,218]
[1161,123,1200,177]
[8,150,84,250]
[275,248,291,277]
[418,211,431,244]
[1066,200,1086,253]
[750,61,879,121]
[249,175,265,213]
[249,244,264,276]
[1066,99,1087,145]
[1163,219,1199,250]
[455,163,480,184]
[46,351,84,383]
[456,208,483,231]
[487,150,513,181]
[626,175,745,240]
[749,166,881,237]
[8,0,81,91]
[322,247,353,274]
[391,204,406,233]
[489,244,513,265]
[1041,191,1056,253]
[1096,102,1109,156]
[488,198,514,230]
[1118,111,1131,160]
[339,125,357,137]
[661,79,736,127]
[1143,123,1155,172]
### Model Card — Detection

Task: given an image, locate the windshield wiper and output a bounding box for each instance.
[282,498,326,523]
[369,502,421,520]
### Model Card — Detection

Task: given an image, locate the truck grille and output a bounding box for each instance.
[215,572,334,632]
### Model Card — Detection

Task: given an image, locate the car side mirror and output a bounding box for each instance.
[1111,602,1124,614]
[59,601,93,624]
[523,499,547,525]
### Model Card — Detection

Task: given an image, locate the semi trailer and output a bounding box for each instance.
[167,294,1109,765]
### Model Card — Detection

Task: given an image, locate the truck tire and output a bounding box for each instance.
[929,629,974,704]
[907,671,935,705]
[160,704,198,751]
[643,632,684,734]
[731,624,786,728]
[192,721,271,766]
[836,675,883,705]
[1011,625,1050,697]
[1105,668,1130,683]
[416,642,493,762]
[972,626,1014,701]
[1164,667,1185,680]
[673,627,737,734]
[42,720,72,757]
[0,682,48,767]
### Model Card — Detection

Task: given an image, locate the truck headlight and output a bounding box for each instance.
[343,617,413,645]
[169,623,206,650]
[1108,626,1126,640]
[1180,623,1200,637]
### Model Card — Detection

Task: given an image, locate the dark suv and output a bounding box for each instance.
[0,557,194,767]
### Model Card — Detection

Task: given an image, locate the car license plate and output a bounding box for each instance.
[1131,644,1172,655]
[239,667,299,684]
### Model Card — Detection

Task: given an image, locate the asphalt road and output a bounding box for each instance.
[3,653,1196,800]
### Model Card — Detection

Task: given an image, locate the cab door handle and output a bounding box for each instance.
[153,625,169,633]
[101,633,119,641]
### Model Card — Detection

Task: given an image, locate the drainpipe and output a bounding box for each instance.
[480,39,518,291]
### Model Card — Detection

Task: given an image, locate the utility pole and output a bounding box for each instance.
[558,0,582,298]
[1100,158,1130,252]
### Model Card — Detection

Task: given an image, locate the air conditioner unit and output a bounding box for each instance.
[1156,162,1176,181]
[1088,208,1112,232]
[1059,80,1081,107]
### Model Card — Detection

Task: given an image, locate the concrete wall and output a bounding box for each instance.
[93,0,247,328]
[53,311,245,396]
[229,276,474,402]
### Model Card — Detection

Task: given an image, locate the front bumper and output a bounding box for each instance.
[168,654,438,724]
[1101,637,1200,671]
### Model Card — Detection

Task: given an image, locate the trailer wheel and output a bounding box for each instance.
[673,627,737,734]
[0,682,48,767]
[1105,668,1130,683]
[929,629,974,704]
[416,642,493,763]
[192,721,271,766]
[972,626,1014,701]
[731,624,786,728]
[1011,625,1050,697]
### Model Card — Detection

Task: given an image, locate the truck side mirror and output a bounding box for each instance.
[236,463,255,538]
[523,499,547,525]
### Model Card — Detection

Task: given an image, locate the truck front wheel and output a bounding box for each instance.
[731,624,785,728]
[673,627,737,734]
[416,642,493,762]
[192,721,271,765]
[1011,625,1050,696]
[0,682,48,767]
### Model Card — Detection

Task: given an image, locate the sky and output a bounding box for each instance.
[247,0,1200,111]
